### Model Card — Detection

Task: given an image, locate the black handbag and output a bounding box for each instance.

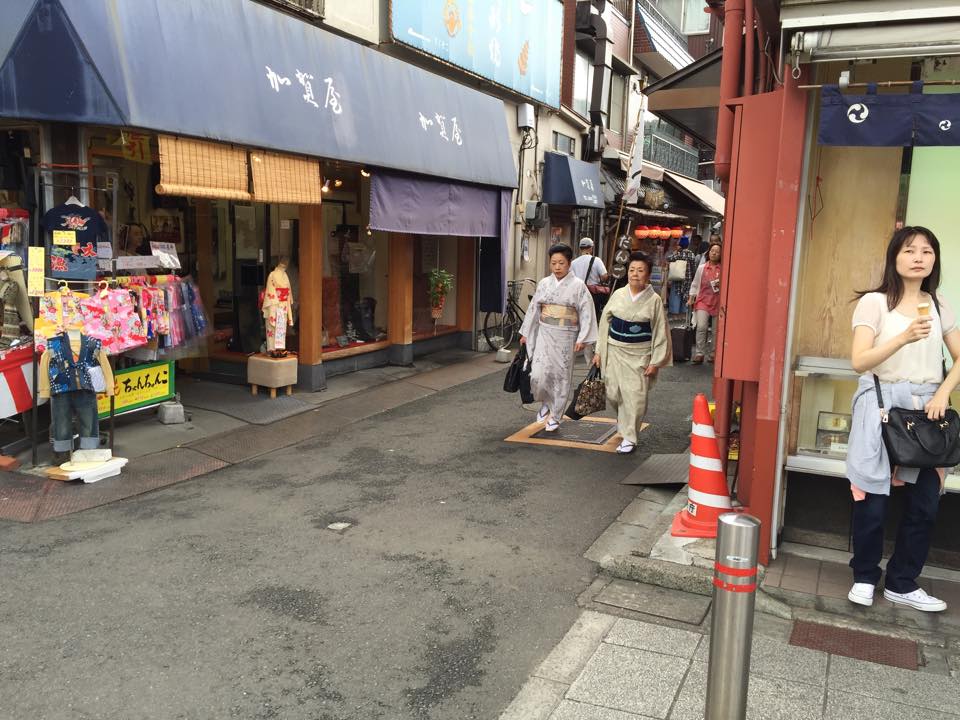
[874,374,960,469]
[504,345,530,394]
[566,365,605,420]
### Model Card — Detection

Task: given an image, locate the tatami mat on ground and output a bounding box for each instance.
[505,417,648,453]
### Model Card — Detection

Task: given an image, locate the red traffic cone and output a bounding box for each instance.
[671,393,734,538]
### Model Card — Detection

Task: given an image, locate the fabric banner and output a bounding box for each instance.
[0,344,35,419]
[818,84,917,147]
[819,82,960,147]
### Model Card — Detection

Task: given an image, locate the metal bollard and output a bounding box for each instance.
[704,512,761,720]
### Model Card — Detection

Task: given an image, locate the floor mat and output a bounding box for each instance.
[620,451,690,485]
[789,620,918,670]
[505,417,647,453]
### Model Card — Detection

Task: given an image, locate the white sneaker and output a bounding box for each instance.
[536,405,550,423]
[847,582,875,607]
[883,587,947,612]
[545,418,560,433]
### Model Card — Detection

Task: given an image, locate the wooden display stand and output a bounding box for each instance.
[247,353,298,398]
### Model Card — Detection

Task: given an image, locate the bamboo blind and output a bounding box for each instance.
[250,150,322,205]
[156,135,252,201]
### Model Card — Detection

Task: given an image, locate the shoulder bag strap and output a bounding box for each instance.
[586,256,597,285]
[873,373,886,411]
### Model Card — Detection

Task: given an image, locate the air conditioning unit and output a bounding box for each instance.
[523,201,548,229]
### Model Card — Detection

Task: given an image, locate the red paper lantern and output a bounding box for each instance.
[633,225,650,239]
[671,227,683,239]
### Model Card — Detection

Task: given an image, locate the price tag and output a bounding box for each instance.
[52,229,76,246]
[27,246,44,296]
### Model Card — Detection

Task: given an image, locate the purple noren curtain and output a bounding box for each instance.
[369,170,512,312]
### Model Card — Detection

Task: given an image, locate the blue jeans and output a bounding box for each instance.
[50,391,100,452]
[849,468,941,593]
[668,284,688,314]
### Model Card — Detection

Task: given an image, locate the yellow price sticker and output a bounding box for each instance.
[52,229,76,246]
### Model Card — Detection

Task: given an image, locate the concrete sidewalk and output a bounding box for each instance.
[0,349,507,521]
[500,606,960,720]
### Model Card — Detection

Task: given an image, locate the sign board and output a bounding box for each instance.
[150,241,181,269]
[98,360,175,418]
[115,255,162,270]
[391,0,563,108]
[27,246,44,296]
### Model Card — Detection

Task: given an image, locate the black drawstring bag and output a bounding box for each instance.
[504,345,534,404]
[874,374,960,469]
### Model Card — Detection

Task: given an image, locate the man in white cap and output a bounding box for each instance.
[570,237,608,363]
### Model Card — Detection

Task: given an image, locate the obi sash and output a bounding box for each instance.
[540,303,579,328]
[609,316,651,343]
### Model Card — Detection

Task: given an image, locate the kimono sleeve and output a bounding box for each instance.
[650,295,672,368]
[689,263,704,300]
[576,282,598,346]
[519,279,544,340]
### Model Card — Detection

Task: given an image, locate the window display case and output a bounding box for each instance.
[787,355,960,491]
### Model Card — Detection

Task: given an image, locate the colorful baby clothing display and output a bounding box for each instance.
[79,288,148,355]
[34,288,89,354]
[38,332,115,453]
[41,202,107,281]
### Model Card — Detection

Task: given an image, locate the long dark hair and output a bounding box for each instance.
[856,226,941,311]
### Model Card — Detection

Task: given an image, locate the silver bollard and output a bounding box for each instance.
[704,512,761,720]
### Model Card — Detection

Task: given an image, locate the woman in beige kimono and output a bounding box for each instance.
[520,244,598,432]
[594,252,671,453]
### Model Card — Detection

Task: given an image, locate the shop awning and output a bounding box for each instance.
[663,171,725,217]
[542,152,604,209]
[644,50,722,149]
[0,0,517,189]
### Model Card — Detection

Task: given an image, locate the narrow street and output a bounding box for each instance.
[1,363,710,720]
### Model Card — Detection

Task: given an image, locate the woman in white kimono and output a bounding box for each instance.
[594,252,671,454]
[520,244,598,432]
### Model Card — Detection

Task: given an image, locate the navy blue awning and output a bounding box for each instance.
[0,0,517,189]
[542,152,604,209]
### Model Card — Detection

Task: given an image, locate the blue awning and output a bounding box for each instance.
[542,152,604,209]
[0,0,517,189]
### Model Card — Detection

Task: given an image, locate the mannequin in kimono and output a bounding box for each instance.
[263,256,294,357]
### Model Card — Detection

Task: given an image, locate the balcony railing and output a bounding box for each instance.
[609,0,633,18]
[635,0,687,46]
[261,0,324,18]
[643,131,699,178]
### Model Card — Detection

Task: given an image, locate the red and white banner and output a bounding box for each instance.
[0,345,36,419]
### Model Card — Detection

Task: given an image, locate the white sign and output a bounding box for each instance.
[150,241,181,270]
[115,255,162,270]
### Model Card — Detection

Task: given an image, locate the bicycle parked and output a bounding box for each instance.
[483,277,535,350]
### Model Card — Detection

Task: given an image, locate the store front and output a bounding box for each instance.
[698,6,960,565]
[0,0,516,389]
[0,0,517,465]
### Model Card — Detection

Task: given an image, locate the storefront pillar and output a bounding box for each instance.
[456,237,476,350]
[298,204,325,390]
[388,233,414,365]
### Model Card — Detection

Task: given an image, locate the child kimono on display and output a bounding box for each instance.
[38,332,115,463]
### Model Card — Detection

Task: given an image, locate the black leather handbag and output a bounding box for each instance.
[874,374,960,469]
[504,346,533,403]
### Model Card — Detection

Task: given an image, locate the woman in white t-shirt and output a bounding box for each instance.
[846,226,960,613]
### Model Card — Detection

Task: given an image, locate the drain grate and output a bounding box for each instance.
[789,620,918,670]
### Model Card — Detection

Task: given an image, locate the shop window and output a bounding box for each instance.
[573,52,593,118]
[413,237,458,340]
[321,202,388,353]
[553,131,576,156]
[608,73,627,136]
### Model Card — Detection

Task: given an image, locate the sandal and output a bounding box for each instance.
[545,418,560,433]
[691,355,704,365]
[536,405,550,423]
[616,440,636,454]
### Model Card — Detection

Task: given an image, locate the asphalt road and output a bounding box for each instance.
[0,362,711,720]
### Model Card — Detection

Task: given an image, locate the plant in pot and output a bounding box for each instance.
[428,268,454,322]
